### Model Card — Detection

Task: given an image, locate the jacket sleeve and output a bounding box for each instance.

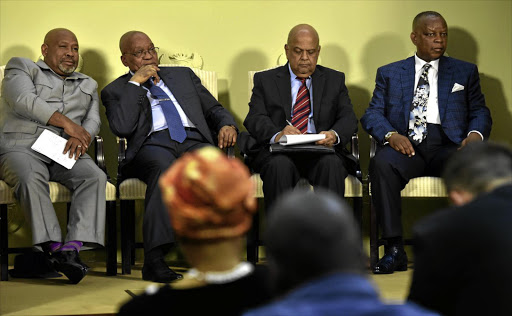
[465,65,492,138]
[360,67,397,144]
[243,72,282,144]
[101,80,148,137]
[2,57,57,125]
[328,72,358,148]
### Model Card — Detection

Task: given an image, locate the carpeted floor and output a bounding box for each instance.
[0,260,413,316]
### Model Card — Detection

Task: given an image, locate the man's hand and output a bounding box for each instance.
[63,121,91,148]
[63,137,87,160]
[218,125,237,149]
[460,132,483,149]
[130,65,161,84]
[275,125,301,142]
[388,133,415,157]
[316,131,337,147]
[48,112,91,148]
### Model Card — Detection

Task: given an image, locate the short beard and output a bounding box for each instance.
[58,63,76,75]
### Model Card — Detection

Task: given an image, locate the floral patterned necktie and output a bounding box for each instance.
[408,63,432,145]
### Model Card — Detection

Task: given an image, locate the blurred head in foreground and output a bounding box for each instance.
[159,147,256,271]
[265,189,365,294]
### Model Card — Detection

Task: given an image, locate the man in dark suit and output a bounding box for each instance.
[242,24,358,210]
[101,31,238,283]
[408,142,512,316]
[361,11,492,274]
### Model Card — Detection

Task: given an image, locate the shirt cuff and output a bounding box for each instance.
[270,132,280,144]
[468,130,484,140]
[330,130,340,146]
[129,81,141,86]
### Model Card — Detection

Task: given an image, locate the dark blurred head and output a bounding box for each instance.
[265,189,364,294]
[443,142,512,206]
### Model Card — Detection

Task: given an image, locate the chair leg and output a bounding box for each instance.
[121,200,135,275]
[369,198,379,269]
[105,200,117,276]
[1,205,8,281]
[246,211,260,264]
[353,197,363,244]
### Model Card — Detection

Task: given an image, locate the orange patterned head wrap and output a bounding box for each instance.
[159,147,256,240]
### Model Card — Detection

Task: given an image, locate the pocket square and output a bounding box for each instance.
[451,83,465,93]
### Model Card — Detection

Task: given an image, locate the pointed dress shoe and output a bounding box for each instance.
[373,245,408,274]
[142,257,183,283]
[52,250,89,284]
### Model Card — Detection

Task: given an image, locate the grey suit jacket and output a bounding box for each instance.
[0,57,100,161]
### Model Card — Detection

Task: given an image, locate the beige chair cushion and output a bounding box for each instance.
[401,177,447,197]
[250,174,362,199]
[0,180,116,204]
[119,179,147,200]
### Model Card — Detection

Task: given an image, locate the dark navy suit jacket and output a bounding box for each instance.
[361,56,491,144]
[101,67,237,167]
[242,64,358,169]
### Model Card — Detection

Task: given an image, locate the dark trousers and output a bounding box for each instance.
[122,129,209,254]
[370,124,458,238]
[258,152,348,211]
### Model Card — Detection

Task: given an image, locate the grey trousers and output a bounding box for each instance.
[0,152,106,247]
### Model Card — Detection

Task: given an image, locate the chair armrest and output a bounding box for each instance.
[226,146,235,158]
[351,133,359,161]
[118,137,127,164]
[94,136,107,173]
[370,135,377,159]
[351,133,362,180]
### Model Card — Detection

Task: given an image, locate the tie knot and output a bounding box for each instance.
[296,77,307,85]
[143,79,154,89]
[423,64,432,72]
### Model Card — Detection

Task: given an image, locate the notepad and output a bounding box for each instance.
[278,134,326,146]
[31,129,77,169]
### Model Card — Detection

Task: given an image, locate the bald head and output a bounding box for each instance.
[119,31,159,72]
[265,189,364,294]
[287,24,319,47]
[285,24,321,78]
[119,31,148,54]
[41,28,79,77]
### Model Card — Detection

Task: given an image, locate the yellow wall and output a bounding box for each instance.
[1,0,511,258]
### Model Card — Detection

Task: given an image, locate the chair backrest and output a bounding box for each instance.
[159,64,218,100]
[0,65,6,97]
[248,67,279,102]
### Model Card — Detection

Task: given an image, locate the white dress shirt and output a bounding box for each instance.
[129,74,195,135]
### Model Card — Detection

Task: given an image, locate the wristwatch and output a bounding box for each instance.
[384,131,398,141]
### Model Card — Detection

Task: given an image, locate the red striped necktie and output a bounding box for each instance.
[291,78,311,133]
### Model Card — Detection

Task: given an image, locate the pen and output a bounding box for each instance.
[286,120,293,126]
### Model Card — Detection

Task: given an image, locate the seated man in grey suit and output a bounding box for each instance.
[101,31,238,283]
[242,24,358,211]
[0,28,106,284]
[409,142,512,316]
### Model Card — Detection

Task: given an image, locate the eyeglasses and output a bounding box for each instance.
[124,47,159,58]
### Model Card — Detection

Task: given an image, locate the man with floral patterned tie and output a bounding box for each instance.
[361,11,492,274]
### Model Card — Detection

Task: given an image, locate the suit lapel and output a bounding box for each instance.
[275,65,293,120]
[437,56,452,122]
[159,68,194,119]
[311,66,325,126]
[401,57,416,128]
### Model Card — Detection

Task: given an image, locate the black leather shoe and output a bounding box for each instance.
[142,257,183,283]
[373,245,408,274]
[52,250,88,284]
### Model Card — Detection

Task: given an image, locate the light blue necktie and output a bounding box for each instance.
[146,80,187,143]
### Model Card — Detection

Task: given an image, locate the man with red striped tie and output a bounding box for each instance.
[242,24,358,211]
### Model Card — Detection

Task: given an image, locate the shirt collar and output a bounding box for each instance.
[36,59,88,80]
[414,54,439,74]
